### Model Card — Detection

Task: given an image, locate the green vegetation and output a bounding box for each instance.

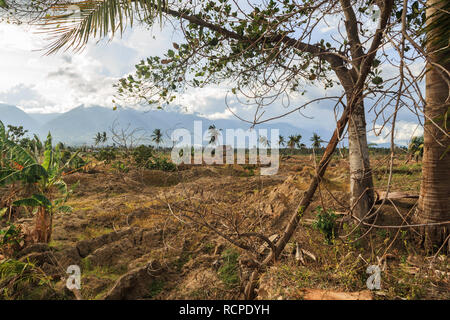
[218,248,240,289]
[313,206,338,245]
[0,223,23,248]
[0,121,77,243]
[111,160,129,173]
[94,148,117,163]
[0,259,54,300]
[407,135,424,162]
[132,145,154,167]
[145,279,166,298]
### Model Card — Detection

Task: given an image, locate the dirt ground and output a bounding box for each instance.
[1,154,448,300]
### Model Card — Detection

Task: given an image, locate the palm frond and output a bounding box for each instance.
[39,0,166,54]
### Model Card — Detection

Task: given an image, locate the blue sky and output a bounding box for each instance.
[0,11,424,146]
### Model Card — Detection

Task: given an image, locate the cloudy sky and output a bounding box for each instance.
[0,17,423,145]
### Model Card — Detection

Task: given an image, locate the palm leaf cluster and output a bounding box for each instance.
[310,132,324,149]
[287,134,304,149]
[151,128,163,147]
[37,0,166,54]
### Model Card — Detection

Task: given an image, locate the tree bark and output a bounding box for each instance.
[339,0,375,220]
[348,99,375,219]
[34,207,52,243]
[414,0,450,252]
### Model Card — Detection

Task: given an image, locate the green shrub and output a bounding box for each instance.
[0,223,22,247]
[112,160,129,173]
[132,145,154,167]
[313,206,338,244]
[94,148,117,163]
[147,155,177,172]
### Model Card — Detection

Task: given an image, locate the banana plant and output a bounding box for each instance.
[0,121,78,243]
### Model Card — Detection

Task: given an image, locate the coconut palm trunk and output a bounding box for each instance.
[348,99,375,219]
[414,0,450,251]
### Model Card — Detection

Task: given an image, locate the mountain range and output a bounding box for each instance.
[0,103,310,147]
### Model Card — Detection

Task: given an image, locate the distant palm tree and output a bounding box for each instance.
[287,135,297,150]
[94,132,102,146]
[259,135,270,148]
[287,134,303,154]
[94,131,107,146]
[151,128,163,148]
[310,132,323,150]
[294,135,304,149]
[278,135,286,148]
[208,125,221,146]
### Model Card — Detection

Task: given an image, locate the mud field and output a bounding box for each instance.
[1,155,448,300]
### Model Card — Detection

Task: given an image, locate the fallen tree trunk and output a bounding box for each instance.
[375,190,419,204]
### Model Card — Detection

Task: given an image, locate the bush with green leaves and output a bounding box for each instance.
[94,148,117,163]
[112,160,129,173]
[147,155,177,172]
[131,145,176,171]
[313,206,338,244]
[132,145,154,167]
[0,223,22,246]
[0,223,24,256]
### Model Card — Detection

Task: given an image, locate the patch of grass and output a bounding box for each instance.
[175,251,192,272]
[48,240,65,250]
[0,259,55,300]
[81,258,127,280]
[342,222,363,250]
[382,267,429,300]
[77,226,114,241]
[218,248,240,289]
[203,242,215,254]
[144,279,166,298]
[81,257,92,271]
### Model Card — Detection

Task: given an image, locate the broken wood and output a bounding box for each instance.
[375,190,419,204]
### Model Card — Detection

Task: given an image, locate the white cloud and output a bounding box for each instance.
[0,18,424,145]
[0,23,174,113]
[368,121,424,145]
